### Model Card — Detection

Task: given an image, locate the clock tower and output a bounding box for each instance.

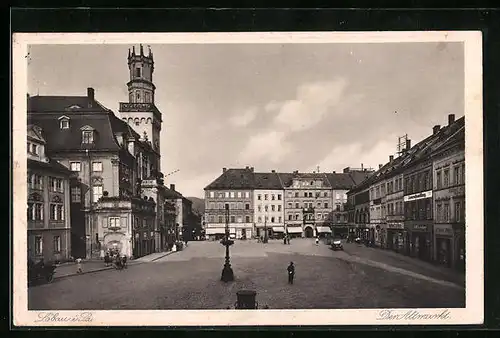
[119,44,162,172]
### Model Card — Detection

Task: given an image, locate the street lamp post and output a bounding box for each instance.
[221,204,234,282]
[263,213,268,243]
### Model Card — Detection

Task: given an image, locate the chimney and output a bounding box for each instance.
[332,171,336,173]
[433,125,441,135]
[343,167,350,173]
[406,139,411,150]
[170,184,175,191]
[250,167,254,172]
[389,155,394,162]
[448,114,455,126]
[293,170,298,174]
[222,168,227,173]
[361,163,364,170]
[271,170,275,173]
[87,87,95,100]
[379,164,383,169]
[245,166,249,170]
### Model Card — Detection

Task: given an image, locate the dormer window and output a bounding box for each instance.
[80,125,95,144]
[58,115,70,129]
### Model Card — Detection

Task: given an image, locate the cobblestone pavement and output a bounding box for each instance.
[28,239,465,310]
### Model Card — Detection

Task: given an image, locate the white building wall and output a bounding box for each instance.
[253,189,285,229]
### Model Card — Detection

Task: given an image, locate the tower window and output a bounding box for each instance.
[136,92,140,101]
[135,67,141,77]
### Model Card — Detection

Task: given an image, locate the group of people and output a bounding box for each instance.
[102,249,127,269]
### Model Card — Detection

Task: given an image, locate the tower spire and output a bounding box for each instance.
[132,46,136,55]
[140,44,144,56]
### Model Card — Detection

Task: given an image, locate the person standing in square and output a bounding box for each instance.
[287,262,295,284]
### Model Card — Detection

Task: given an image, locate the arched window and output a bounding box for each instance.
[141,118,146,124]
[146,117,152,124]
[129,92,133,102]
[136,91,141,102]
[128,118,133,124]
[134,118,140,126]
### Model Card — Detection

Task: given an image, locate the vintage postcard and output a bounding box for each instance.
[12,31,483,327]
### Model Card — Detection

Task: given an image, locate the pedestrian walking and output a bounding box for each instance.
[287,236,290,245]
[287,262,295,284]
[76,258,83,274]
[100,249,105,260]
[315,237,319,245]
[283,236,287,245]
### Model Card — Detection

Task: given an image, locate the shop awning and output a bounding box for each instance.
[205,228,226,235]
[272,227,285,232]
[286,227,303,234]
[316,226,332,233]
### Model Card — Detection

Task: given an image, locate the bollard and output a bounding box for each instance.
[235,290,258,309]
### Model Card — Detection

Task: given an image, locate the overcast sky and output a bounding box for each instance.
[28,42,464,198]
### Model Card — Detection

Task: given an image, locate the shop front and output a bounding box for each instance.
[434,224,453,267]
[236,227,252,240]
[386,222,405,252]
[407,223,432,261]
[454,226,465,272]
[286,226,303,238]
[272,226,285,239]
[316,226,332,238]
[205,227,226,240]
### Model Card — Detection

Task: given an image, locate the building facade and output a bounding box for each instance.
[204,167,255,240]
[253,171,285,239]
[431,114,465,271]
[27,125,72,263]
[383,161,406,252]
[204,167,369,240]
[347,113,465,269]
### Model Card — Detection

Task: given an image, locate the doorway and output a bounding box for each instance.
[304,226,314,238]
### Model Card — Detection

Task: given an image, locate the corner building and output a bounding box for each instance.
[204,167,255,240]
[431,115,465,271]
[27,125,72,263]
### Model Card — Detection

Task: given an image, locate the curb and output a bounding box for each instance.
[150,251,176,262]
[52,250,180,280]
[53,262,142,280]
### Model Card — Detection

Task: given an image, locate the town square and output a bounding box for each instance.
[23,39,468,312]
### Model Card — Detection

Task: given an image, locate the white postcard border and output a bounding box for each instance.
[12,31,483,327]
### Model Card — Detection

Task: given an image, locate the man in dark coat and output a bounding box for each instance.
[287,262,295,284]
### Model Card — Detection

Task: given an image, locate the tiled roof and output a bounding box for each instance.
[27,158,71,175]
[348,115,465,195]
[28,95,108,113]
[326,173,359,190]
[204,170,360,190]
[204,168,256,190]
[27,95,140,153]
[254,172,283,190]
[28,111,122,152]
[160,186,184,199]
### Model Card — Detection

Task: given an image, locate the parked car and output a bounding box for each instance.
[331,238,343,251]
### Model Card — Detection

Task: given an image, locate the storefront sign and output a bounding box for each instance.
[387,223,404,230]
[411,224,429,232]
[434,225,453,236]
[404,190,432,202]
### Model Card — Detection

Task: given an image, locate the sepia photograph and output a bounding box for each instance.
[12,32,483,326]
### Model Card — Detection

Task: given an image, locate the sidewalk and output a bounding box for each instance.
[53,251,176,280]
[342,242,465,287]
